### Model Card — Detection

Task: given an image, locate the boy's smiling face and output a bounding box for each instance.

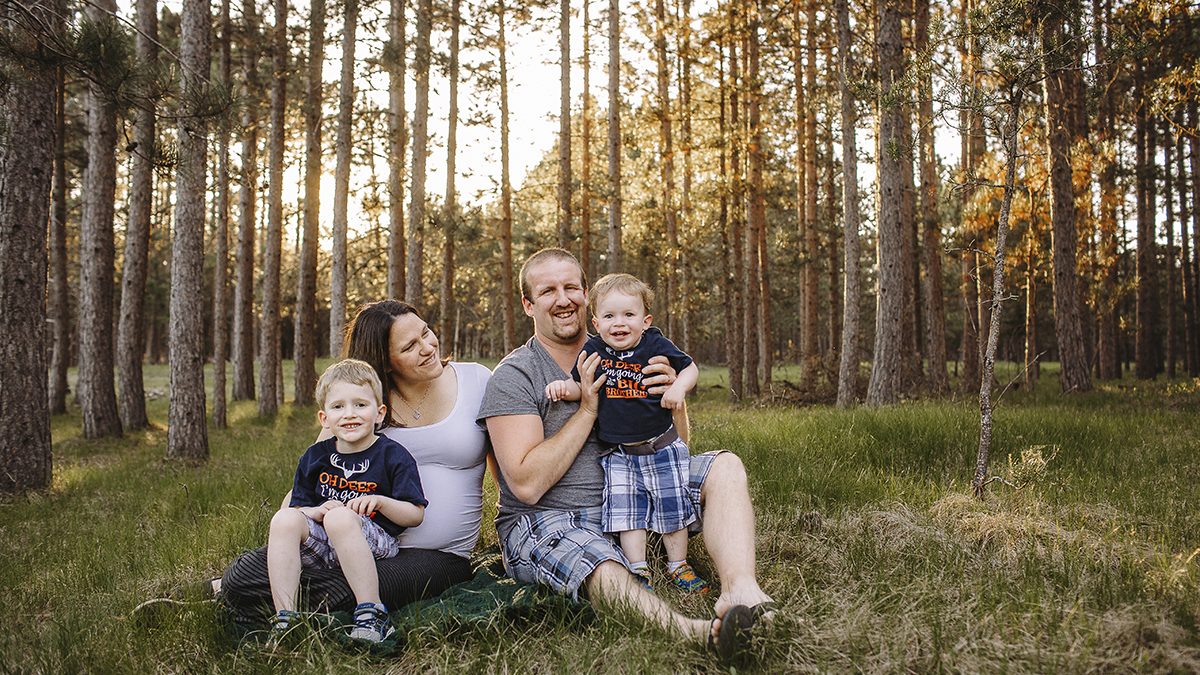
[592,290,652,351]
[318,381,386,452]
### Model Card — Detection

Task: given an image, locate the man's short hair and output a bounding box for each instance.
[315,359,385,409]
[519,247,588,301]
[588,273,654,316]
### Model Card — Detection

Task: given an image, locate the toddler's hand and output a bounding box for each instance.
[545,380,570,402]
[660,388,686,410]
[346,494,384,516]
[321,499,344,512]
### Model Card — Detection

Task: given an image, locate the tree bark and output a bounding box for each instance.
[1178,114,1197,377]
[387,0,408,300]
[866,0,904,406]
[1164,123,1176,378]
[211,0,232,427]
[1041,7,1092,392]
[1024,228,1038,389]
[169,0,211,460]
[48,66,70,415]
[1094,0,1118,379]
[558,0,572,250]
[1134,64,1158,380]
[835,0,861,407]
[581,0,593,279]
[973,90,1022,497]
[915,0,947,394]
[117,0,157,431]
[407,0,432,303]
[724,19,744,401]
[78,0,123,438]
[0,0,57,491]
[606,0,622,271]
[655,0,678,337]
[259,0,288,416]
[296,0,325,401]
[499,0,516,353]
[232,0,260,401]
[801,0,820,384]
[741,23,761,399]
[441,0,461,352]
[329,0,357,363]
[677,0,694,352]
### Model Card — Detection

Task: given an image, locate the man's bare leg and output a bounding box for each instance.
[586,560,718,643]
[699,453,774,617]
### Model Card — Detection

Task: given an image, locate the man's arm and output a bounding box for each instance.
[487,350,604,505]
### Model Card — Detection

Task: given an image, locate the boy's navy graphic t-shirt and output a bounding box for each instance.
[572,327,693,445]
[289,435,427,537]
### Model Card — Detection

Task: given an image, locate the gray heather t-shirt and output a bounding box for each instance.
[478,336,606,537]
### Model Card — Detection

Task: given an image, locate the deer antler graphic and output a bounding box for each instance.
[330,454,370,479]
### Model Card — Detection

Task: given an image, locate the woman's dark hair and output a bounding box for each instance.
[344,300,447,428]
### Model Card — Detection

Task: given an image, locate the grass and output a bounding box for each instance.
[2,361,1198,672]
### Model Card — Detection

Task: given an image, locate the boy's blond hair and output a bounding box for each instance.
[315,359,385,409]
[588,273,654,316]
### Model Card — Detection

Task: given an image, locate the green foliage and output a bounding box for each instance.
[2,364,1197,670]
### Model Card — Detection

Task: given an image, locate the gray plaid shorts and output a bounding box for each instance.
[601,439,697,534]
[300,512,400,568]
[500,451,722,598]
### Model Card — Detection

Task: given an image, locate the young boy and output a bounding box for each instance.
[544,273,707,593]
[267,359,427,644]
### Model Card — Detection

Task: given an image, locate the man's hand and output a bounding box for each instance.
[642,355,678,396]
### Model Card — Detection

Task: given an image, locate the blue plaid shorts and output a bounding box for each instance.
[500,451,721,598]
[601,439,697,535]
[300,513,400,568]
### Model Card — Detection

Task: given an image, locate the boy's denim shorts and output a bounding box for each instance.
[500,451,722,599]
[300,513,400,568]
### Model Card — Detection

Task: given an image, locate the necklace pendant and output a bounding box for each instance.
[411,409,422,420]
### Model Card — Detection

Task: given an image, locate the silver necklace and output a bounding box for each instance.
[401,382,433,421]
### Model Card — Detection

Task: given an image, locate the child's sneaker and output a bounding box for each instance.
[633,568,654,591]
[266,609,299,648]
[348,602,395,643]
[670,562,710,594]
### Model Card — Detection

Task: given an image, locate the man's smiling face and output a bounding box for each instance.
[522,256,589,346]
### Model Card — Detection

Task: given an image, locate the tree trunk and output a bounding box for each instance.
[1178,114,1197,377]
[407,0,432,303]
[169,0,211,460]
[1190,102,1200,376]
[117,0,157,431]
[753,2,772,386]
[677,0,694,352]
[48,66,70,415]
[792,0,807,367]
[441,0,461,351]
[1041,8,1092,392]
[296,0,324,400]
[973,90,1022,498]
[724,20,744,401]
[1164,123,1176,378]
[825,44,842,371]
[259,0,288,416]
[581,0,593,279]
[801,0,820,384]
[866,0,904,406]
[0,0,57,491]
[835,0,860,407]
[212,0,232,426]
[1134,64,1158,380]
[1094,0,1118,380]
[499,0,517,353]
[957,0,982,394]
[655,0,678,337]
[558,0,572,249]
[606,0,622,271]
[915,0,947,394]
[329,0,357,363]
[78,1,123,438]
[1024,220,1038,389]
[387,0,407,300]
[232,0,260,401]
[740,25,761,399]
[898,33,921,393]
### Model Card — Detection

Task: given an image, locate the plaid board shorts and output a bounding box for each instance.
[300,513,400,568]
[601,438,697,535]
[500,451,721,599]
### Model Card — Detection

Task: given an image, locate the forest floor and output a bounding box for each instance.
[3,361,1198,672]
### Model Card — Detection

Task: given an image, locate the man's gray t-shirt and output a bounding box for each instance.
[478,336,606,538]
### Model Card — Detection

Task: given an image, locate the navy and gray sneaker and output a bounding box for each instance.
[266,609,300,648]
[348,602,395,643]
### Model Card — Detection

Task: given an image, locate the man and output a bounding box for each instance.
[478,248,775,661]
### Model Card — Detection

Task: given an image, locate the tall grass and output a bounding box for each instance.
[2,363,1197,672]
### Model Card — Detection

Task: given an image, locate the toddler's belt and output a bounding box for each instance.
[615,426,679,456]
